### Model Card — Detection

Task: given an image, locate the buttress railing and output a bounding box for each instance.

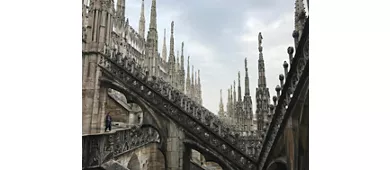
[98,49,260,170]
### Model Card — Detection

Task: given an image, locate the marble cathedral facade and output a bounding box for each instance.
[82,0,203,103]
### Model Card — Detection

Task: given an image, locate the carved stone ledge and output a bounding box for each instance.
[82,126,160,169]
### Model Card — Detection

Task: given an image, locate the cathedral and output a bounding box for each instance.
[82,0,308,169]
[82,0,203,104]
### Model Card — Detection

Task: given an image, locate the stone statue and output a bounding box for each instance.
[258,32,263,52]
[171,21,174,34]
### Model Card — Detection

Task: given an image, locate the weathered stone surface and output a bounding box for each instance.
[82,1,309,170]
[102,160,130,170]
[82,126,161,169]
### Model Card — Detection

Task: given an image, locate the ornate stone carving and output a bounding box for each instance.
[97,55,258,170]
[82,126,160,169]
[258,21,309,170]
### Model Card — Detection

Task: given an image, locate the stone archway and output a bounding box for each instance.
[106,88,144,129]
[183,139,237,170]
[100,76,168,145]
[128,143,165,170]
[127,154,141,170]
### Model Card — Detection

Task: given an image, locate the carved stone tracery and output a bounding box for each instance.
[98,52,258,169]
[82,126,160,169]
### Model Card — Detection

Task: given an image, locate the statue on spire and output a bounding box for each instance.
[181,42,184,55]
[258,32,263,52]
[171,21,174,34]
[245,58,248,69]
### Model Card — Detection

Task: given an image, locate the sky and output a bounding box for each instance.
[114,0,301,114]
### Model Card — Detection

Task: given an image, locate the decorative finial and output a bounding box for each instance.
[279,74,284,81]
[283,61,289,78]
[275,85,281,92]
[279,74,284,88]
[288,46,294,65]
[272,96,277,106]
[283,61,288,68]
[292,30,299,38]
[287,47,294,54]
[276,85,281,98]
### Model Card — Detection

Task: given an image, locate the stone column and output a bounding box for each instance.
[82,53,108,134]
[146,144,165,169]
[182,146,192,170]
[83,0,114,135]
[166,121,185,170]
[285,117,300,170]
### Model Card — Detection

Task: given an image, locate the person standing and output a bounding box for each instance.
[105,112,112,132]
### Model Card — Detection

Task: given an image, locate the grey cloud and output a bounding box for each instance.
[124,0,296,113]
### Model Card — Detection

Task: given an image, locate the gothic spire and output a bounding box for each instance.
[198,69,202,104]
[176,50,180,84]
[116,0,126,23]
[191,65,195,98]
[243,58,253,123]
[145,0,158,76]
[258,32,267,89]
[177,50,180,70]
[233,80,236,106]
[162,28,167,62]
[149,0,157,30]
[186,56,191,95]
[138,0,145,38]
[168,21,175,84]
[230,84,233,109]
[181,42,185,70]
[168,21,175,62]
[244,58,250,96]
[191,65,194,86]
[256,32,270,133]
[195,70,198,100]
[218,89,225,117]
[238,71,242,102]
[227,88,232,117]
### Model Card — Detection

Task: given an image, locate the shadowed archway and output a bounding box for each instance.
[127,154,141,170]
[266,157,288,170]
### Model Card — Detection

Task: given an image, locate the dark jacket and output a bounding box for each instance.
[105,115,112,125]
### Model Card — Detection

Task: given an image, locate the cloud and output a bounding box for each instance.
[122,0,296,114]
